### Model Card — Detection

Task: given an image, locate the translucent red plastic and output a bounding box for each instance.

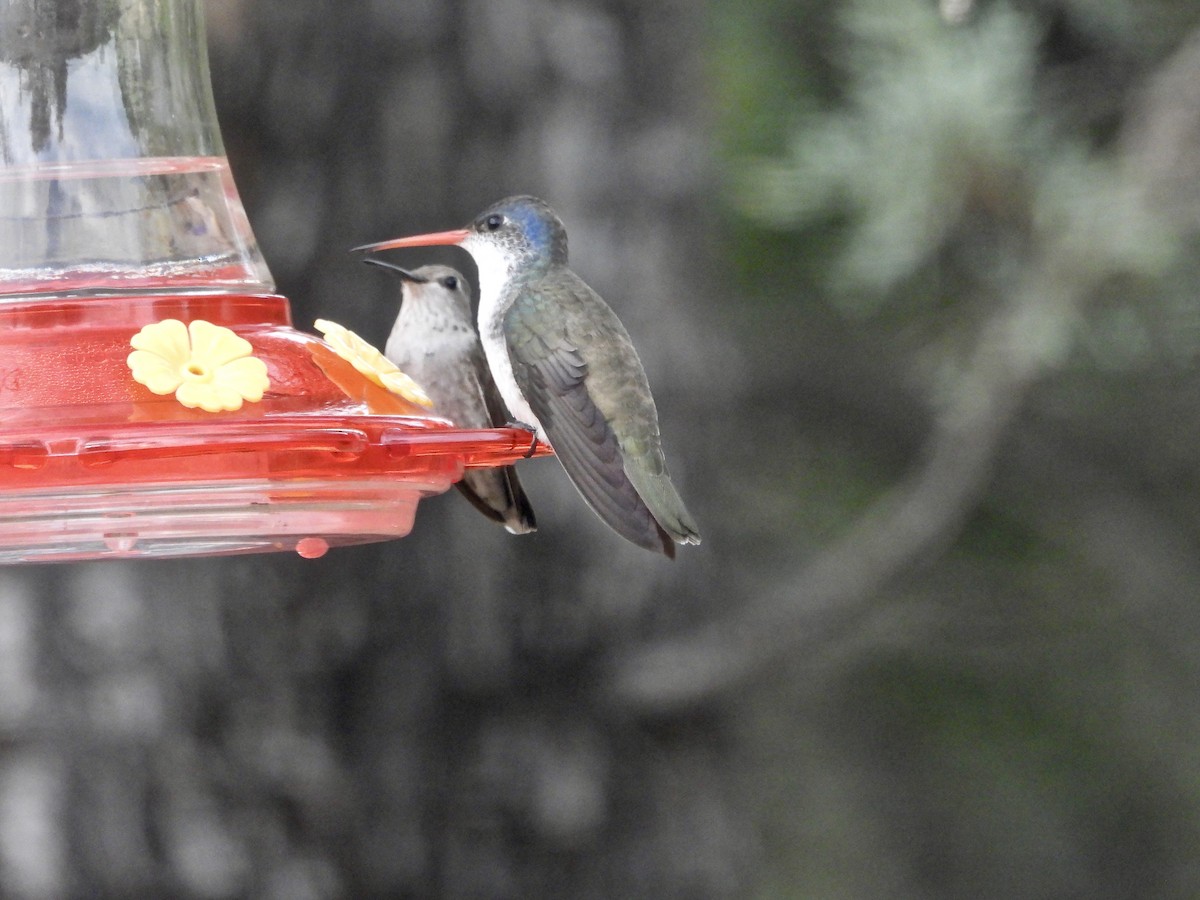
[0,293,545,562]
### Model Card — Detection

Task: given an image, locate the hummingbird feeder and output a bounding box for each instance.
[0,0,533,563]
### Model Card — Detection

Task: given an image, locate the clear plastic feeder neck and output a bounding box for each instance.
[0,0,272,298]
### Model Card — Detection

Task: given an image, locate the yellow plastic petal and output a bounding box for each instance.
[127,349,185,395]
[313,319,361,365]
[130,319,191,367]
[176,380,246,413]
[312,319,345,342]
[212,356,270,403]
[188,319,254,368]
[379,370,433,408]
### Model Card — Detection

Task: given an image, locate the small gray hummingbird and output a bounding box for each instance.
[364,258,537,535]
[354,196,700,557]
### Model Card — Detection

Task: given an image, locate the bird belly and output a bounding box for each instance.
[479,323,545,442]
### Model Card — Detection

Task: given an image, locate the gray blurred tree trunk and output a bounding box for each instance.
[0,1,743,898]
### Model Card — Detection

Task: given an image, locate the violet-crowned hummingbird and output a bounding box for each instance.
[364,259,536,535]
[355,196,700,557]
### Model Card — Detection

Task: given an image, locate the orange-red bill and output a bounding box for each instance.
[351,229,471,253]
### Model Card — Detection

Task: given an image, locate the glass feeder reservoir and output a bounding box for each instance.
[0,0,533,562]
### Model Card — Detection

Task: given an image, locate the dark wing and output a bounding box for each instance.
[505,291,673,556]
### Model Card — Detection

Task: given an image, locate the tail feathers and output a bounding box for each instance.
[542,425,680,556]
[625,466,701,550]
[550,448,698,558]
[565,463,697,559]
[457,466,537,534]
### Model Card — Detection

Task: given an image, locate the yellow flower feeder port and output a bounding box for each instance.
[128,318,271,412]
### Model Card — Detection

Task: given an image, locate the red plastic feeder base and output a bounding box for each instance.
[0,293,542,563]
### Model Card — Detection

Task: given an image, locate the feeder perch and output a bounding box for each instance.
[0,0,537,563]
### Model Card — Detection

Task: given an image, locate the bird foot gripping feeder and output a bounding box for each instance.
[0,0,533,563]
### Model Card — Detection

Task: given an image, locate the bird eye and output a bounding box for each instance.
[483,214,504,232]
[441,276,458,290]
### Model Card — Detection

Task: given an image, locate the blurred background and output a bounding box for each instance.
[3,0,1200,895]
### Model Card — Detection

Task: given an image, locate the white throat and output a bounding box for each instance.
[464,235,545,440]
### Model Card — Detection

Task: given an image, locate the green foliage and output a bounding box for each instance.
[739,0,1179,317]
[746,3,1035,294]
[722,4,1200,398]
